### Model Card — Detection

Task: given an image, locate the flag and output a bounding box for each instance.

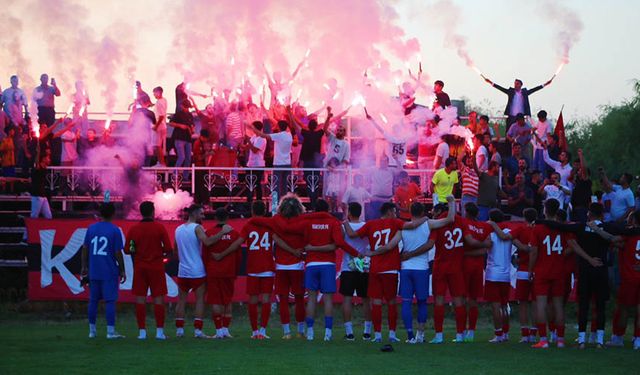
[554,110,567,151]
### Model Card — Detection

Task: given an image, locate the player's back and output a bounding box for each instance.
[204,225,240,278]
[341,221,369,272]
[358,217,405,273]
[486,222,515,282]
[462,218,491,269]
[532,223,569,279]
[127,221,170,268]
[175,222,205,278]
[431,215,467,270]
[621,233,640,281]
[85,221,123,281]
[401,220,431,270]
[510,222,534,271]
[241,222,275,275]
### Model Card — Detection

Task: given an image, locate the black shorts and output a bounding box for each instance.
[339,271,369,298]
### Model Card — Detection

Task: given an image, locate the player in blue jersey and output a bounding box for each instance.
[81,203,126,339]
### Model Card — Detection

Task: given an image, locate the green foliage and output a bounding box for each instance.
[566,81,640,178]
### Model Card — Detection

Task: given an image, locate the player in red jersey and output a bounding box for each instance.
[125,201,172,340]
[425,202,491,344]
[204,208,241,339]
[345,196,456,343]
[460,202,492,342]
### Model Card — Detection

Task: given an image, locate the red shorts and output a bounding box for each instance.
[274,270,304,296]
[617,278,640,306]
[368,273,398,301]
[533,277,564,298]
[463,264,484,300]
[132,266,167,297]
[484,281,510,304]
[515,279,534,302]
[247,276,275,296]
[432,270,465,298]
[177,277,206,293]
[207,277,235,305]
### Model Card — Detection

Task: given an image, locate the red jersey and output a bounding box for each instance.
[563,232,577,276]
[510,222,534,271]
[125,220,171,269]
[356,218,406,273]
[532,224,571,280]
[285,213,359,264]
[430,215,467,273]
[462,218,492,270]
[240,221,275,275]
[204,226,240,278]
[620,234,640,282]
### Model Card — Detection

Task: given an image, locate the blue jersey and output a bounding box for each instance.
[84,221,124,281]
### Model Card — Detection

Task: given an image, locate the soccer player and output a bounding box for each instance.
[340,202,372,341]
[345,196,455,343]
[529,199,602,348]
[80,202,126,339]
[174,204,232,338]
[125,201,172,340]
[460,202,492,342]
[204,208,241,339]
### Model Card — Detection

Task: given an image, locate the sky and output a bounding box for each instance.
[1,0,637,123]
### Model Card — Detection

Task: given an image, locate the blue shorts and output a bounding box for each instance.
[399,269,429,300]
[305,265,336,293]
[89,278,119,302]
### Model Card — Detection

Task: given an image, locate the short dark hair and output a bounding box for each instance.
[434,80,444,87]
[380,202,396,216]
[315,199,330,212]
[252,121,263,131]
[537,110,547,120]
[544,199,560,217]
[489,208,504,223]
[139,201,154,217]
[348,202,362,218]
[465,202,478,218]
[433,203,449,215]
[589,202,604,218]
[516,113,525,120]
[200,129,210,138]
[100,202,116,219]
[479,115,489,122]
[489,161,500,170]
[515,79,523,85]
[277,120,289,132]
[410,202,425,217]
[398,171,409,180]
[186,204,202,217]
[474,133,484,142]
[308,119,318,131]
[444,157,456,167]
[251,201,266,217]
[523,208,537,223]
[153,86,163,94]
[215,207,229,222]
[557,209,567,222]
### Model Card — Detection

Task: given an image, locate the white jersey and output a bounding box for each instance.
[340,222,370,272]
[324,133,350,166]
[485,230,514,282]
[175,222,206,278]
[385,133,408,167]
[401,221,432,270]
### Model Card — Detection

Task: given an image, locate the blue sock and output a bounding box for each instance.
[305,317,314,328]
[417,299,428,324]
[324,316,333,330]
[88,298,98,325]
[105,300,116,327]
[401,299,413,334]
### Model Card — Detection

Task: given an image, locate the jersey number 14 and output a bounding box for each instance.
[543,235,563,256]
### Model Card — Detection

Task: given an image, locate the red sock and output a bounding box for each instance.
[213,314,223,329]
[537,323,547,339]
[612,307,624,336]
[135,303,146,329]
[503,320,510,334]
[556,324,565,338]
[223,316,232,328]
[634,327,640,338]
[434,305,445,333]
[372,304,382,332]
[294,295,305,323]
[154,304,165,328]
[521,327,530,337]
[278,296,290,324]
[260,303,271,329]
[468,306,479,331]
[194,318,203,330]
[388,303,397,331]
[175,318,185,328]
[549,322,556,334]
[454,306,466,334]
[249,303,259,331]
[530,327,538,337]
[495,328,503,337]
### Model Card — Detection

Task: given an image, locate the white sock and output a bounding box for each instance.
[416,330,425,339]
[435,332,443,341]
[282,323,291,335]
[325,328,332,337]
[578,332,586,344]
[596,330,604,344]
[297,322,305,333]
[389,330,397,339]
[364,321,372,334]
[374,332,382,340]
[107,326,116,335]
[195,328,203,336]
[89,324,97,334]
[344,321,353,335]
[307,328,314,339]
[259,327,267,336]
[156,328,164,337]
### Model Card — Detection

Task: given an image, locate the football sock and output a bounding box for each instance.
[213,314,223,330]
[282,323,291,335]
[294,295,305,323]
[495,328,503,337]
[175,318,185,328]
[434,305,445,333]
[503,320,510,335]
[612,307,623,336]
[325,328,332,338]
[154,304,165,328]
[278,296,290,324]
[344,321,354,336]
[417,299,428,324]
[306,317,315,329]
[537,323,547,340]
[406,329,415,340]
[364,321,372,334]
[401,300,413,333]
[468,306,478,331]
[388,304,398,331]
[107,325,115,335]
[156,327,164,337]
[556,325,565,338]
[530,327,538,337]
[135,303,146,329]
[578,332,586,344]
[389,330,397,340]
[297,322,305,334]
[635,327,640,338]
[372,304,382,333]
[259,327,267,336]
[249,303,259,331]
[549,322,556,334]
[105,301,116,327]
[521,327,530,337]
[324,316,333,330]
[223,316,232,329]
[454,306,466,334]
[260,303,271,329]
[89,323,97,335]
[194,318,203,331]
[88,298,98,325]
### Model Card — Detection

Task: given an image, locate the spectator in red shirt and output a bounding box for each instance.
[394,171,422,220]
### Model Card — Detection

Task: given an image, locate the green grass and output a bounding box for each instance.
[1,304,639,375]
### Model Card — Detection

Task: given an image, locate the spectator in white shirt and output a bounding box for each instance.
[538,172,571,209]
[531,110,553,175]
[243,121,267,202]
[474,134,490,173]
[600,170,635,222]
[433,134,452,170]
[152,87,168,166]
[251,119,293,199]
[341,174,371,220]
[542,144,572,187]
